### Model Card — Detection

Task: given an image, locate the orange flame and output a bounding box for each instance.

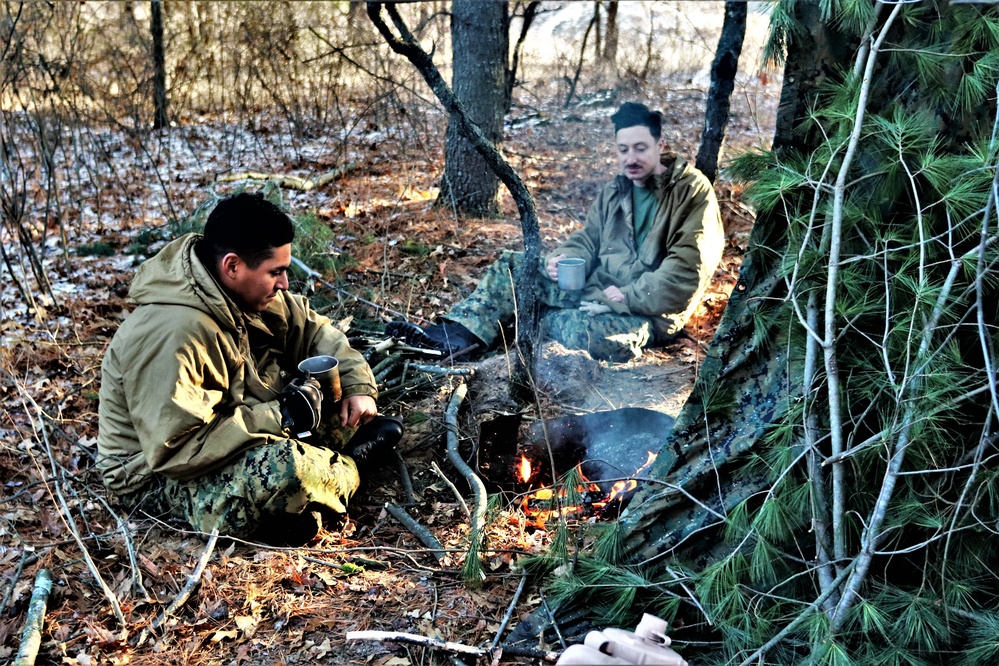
[518,455,532,483]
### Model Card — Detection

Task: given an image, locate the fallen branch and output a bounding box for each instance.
[491,571,528,649]
[151,529,219,632]
[346,630,560,663]
[445,384,484,534]
[13,569,52,666]
[444,383,489,586]
[394,448,417,505]
[14,384,126,626]
[430,461,471,521]
[409,363,475,376]
[216,161,358,190]
[384,502,444,564]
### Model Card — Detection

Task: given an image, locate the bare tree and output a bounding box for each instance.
[695,0,746,182]
[437,0,508,217]
[151,0,168,130]
[367,1,542,366]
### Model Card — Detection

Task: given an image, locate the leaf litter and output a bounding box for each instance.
[0,86,774,664]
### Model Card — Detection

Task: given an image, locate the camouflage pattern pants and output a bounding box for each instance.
[446,251,658,362]
[119,439,359,538]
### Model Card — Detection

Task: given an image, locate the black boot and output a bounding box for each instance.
[347,415,404,468]
[251,509,322,547]
[385,320,483,357]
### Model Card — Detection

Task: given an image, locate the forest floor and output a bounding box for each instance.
[0,83,775,665]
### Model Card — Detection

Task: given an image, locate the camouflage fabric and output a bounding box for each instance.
[119,439,359,538]
[445,251,660,362]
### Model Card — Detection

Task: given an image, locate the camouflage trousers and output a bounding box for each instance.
[120,439,359,538]
[446,251,659,362]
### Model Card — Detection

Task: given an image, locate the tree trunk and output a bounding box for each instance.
[368,2,542,367]
[504,1,541,114]
[592,1,601,64]
[151,0,169,130]
[437,0,508,218]
[521,2,999,663]
[602,0,618,67]
[695,1,746,183]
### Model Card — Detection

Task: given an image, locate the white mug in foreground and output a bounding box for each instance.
[297,355,342,402]
[557,258,586,291]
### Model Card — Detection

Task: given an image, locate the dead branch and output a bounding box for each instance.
[491,571,528,649]
[346,629,490,658]
[13,569,52,666]
[14,383,126,627]
[384,502,444,564]
[430,461,471,521]
[366,2,542,364]
[151,529,219,632]
[216,161,358,190]
[345,629,560,663]
[394,449,417,505]
[444,383,486,537]
[409,364,475,376]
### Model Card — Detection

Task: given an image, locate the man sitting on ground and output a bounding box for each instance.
[389,102,725,362]
[97,193,402,545]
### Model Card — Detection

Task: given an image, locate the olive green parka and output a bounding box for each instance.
[97,234,377,495]
[550,155,725,337]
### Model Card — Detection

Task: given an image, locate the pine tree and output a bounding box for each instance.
[531,3,999,663]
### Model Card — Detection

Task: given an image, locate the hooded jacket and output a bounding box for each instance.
[97,234,377,495]
[550,155,724,337]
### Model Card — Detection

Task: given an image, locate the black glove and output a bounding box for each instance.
[279,377,323,434]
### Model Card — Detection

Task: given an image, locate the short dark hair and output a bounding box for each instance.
[611,102,662,139]
[198,193,295,269]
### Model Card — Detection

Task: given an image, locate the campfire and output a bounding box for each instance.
[516,451,658,528]
[474,408,676,529]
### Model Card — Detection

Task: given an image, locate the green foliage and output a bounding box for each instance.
[542,4,999,665]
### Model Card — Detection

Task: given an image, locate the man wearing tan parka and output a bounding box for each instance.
[389,102,725,362]
[98,193,402,545]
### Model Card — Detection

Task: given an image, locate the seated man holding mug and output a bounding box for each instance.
[389,102,725,362]
[97,193,402,545]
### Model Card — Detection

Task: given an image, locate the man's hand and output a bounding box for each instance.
[579,301,612,316]
[340,395,377,428]
[545,254,566,281]
[602,285,626,303]
[279,377,323,434]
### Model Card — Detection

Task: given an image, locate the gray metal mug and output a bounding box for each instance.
[297,355,342,403]
[557,258,586,291]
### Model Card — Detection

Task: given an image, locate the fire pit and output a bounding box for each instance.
[475,408,677,528]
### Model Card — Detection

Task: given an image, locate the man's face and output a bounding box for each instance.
[615,125,665,186]
[222,244,291,312]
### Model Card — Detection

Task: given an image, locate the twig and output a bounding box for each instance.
[13,569,52,666]
[291,256,426,324]
[409,363,476,376]
[491,571,528,649]
[430,461,471,521]
[444,384,485,534]
[384,502,444,564]
[346,630,490,658]
[151,529,219,632]
[540,591,567,650]
[444,383,489,586]
[13,382,126,626]
[301,555,390,571]
[394,449,417,505]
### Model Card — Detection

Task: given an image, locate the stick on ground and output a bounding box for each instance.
[14,569,52,666]
[151,529,219,632]
[384,502,444,564]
